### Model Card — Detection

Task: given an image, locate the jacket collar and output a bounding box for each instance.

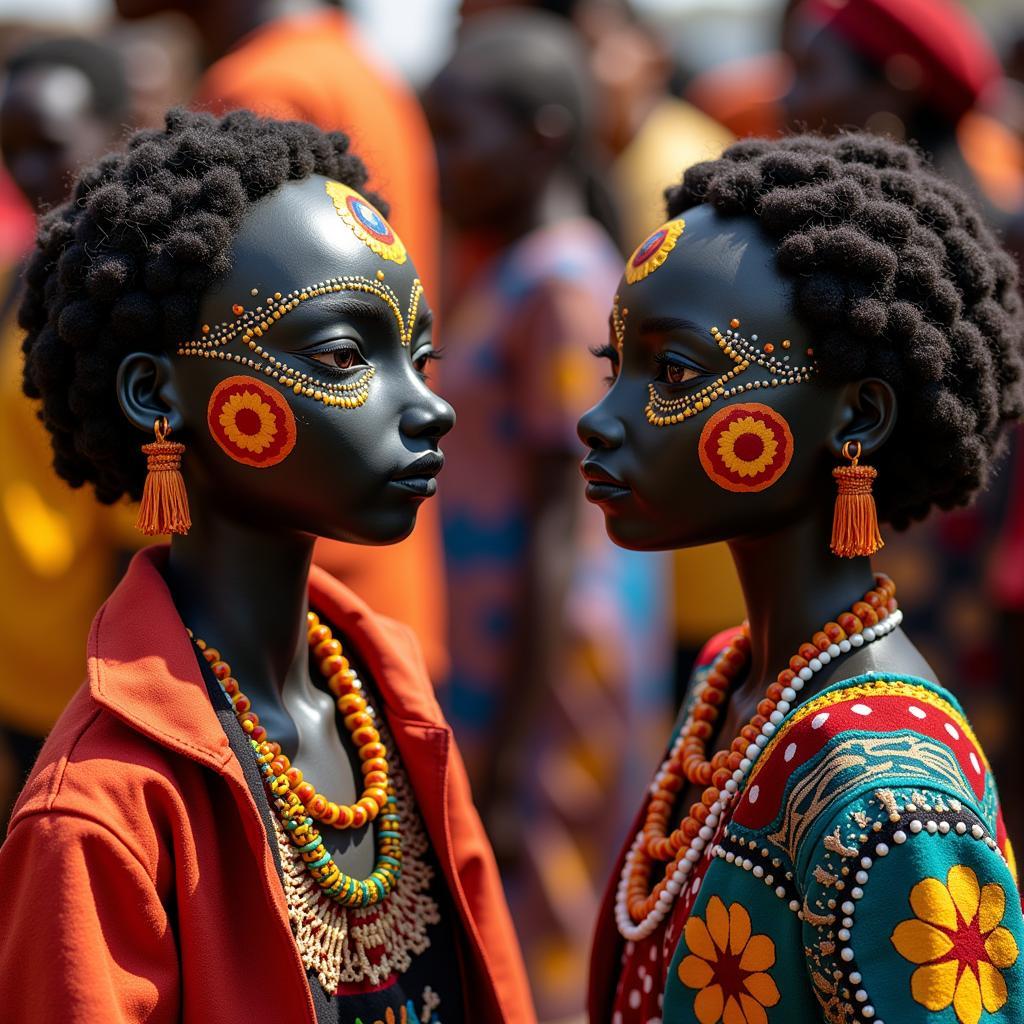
[88,545,443,771]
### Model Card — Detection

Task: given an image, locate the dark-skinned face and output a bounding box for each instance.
[0,65,113,212]
[578,205,846,551]
[423,73,540,230]
[168,174,454,545]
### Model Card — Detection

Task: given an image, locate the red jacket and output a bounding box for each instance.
[0,547,534,1023]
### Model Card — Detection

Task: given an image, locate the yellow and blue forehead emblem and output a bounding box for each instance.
[324,180,407,265]
[625,218,685,284]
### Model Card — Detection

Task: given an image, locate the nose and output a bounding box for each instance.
[577,399,624,451]
[401,386,455,442]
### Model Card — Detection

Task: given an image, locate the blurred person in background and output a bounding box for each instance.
[424,11,672,1017]
[783,0,1024,846]
[785,0,1015,220]
[114,0,451,682]
[461,0,747,721]
[0,34,136,830]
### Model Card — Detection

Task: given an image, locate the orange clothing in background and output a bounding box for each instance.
[0,276,139,735]
[0,547,534,1023]
[194,10,449,679]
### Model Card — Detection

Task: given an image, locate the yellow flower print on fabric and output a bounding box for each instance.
[678,896,781,1024]
[716,416,779,479]
[892,865,1019,1024]
[219,390,278,453]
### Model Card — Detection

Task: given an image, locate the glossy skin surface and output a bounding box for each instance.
[118,175,453,872]
[172,174,448,545]
[578,204,936,811]
[579,206,843,553]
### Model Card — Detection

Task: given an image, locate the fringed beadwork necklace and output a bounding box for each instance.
[190,611,402,908]
[274,716,440,995]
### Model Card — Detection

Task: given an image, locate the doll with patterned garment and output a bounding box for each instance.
[580,133,1024,1024]
[0,109,534,1024]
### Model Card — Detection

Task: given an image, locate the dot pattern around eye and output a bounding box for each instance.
[177,276,425,409]
[644,318,817,427]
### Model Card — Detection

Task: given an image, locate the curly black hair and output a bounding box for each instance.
[667,133,1024,528]
[20,107,381,503]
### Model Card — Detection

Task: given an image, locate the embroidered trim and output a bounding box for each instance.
[747,679,990,792]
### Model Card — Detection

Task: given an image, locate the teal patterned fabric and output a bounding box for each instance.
[641,674,1024,1024]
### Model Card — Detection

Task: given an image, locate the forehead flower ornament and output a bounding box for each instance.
[625,218,685,284]
[324,180,407,265]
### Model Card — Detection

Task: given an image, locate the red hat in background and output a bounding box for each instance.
[799,0,1002,123]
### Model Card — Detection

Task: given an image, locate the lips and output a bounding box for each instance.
[392,451,444,482]
[581,459,631,503]
[390,451,444,497]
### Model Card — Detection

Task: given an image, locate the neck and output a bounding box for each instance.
[165,505,314,706]
[728,506,876,700]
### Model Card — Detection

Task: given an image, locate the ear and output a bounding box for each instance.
[827,378,897,459]
[116,351,184,435]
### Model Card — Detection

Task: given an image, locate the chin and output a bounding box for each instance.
[601,510,729,553]
[322,508,420,547]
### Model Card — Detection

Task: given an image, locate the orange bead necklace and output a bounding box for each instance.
[190,610,389,830]
[617,575,900,940]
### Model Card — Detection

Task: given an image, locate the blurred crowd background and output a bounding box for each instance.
[1,0,1023,1019]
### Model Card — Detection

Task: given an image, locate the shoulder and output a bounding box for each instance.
[504,220,620,297]
[9,688,194,869]
[732,673,1006,858]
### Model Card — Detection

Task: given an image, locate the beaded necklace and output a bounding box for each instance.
[191,612,402,908]
[616,575,901,940]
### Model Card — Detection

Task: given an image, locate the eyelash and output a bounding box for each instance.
[309,344,365,376]
[414,348,443,377]
[654,352,704,386]
[591,344,619,387]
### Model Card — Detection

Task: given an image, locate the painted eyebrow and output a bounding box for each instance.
[288,296,399,344]
[638,315,707,335]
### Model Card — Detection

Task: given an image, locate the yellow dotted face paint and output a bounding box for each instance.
[624,219,685,284]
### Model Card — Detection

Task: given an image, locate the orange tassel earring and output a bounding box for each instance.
[830,440,883,558]
[136,417,191,536]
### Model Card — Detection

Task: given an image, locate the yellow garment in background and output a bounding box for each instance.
[611,97,746,647]
[611,96,734,257]
[0,282,140,735]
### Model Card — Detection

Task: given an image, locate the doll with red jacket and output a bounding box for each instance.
[0,108,534,1024]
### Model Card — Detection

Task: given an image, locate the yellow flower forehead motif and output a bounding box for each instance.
[892,864,1019,1024]
[324,180,407,265]
[625,218,685,284]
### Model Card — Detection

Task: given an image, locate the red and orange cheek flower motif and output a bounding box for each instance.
[208,376,297,468]
[698,402,794,493]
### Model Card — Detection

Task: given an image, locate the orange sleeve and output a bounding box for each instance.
[0,812,179,1022]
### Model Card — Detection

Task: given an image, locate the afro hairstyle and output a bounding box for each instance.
[20,106,382,503]
[667,132,1024,528]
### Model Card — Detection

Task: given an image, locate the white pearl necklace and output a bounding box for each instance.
[614,609,904,941]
